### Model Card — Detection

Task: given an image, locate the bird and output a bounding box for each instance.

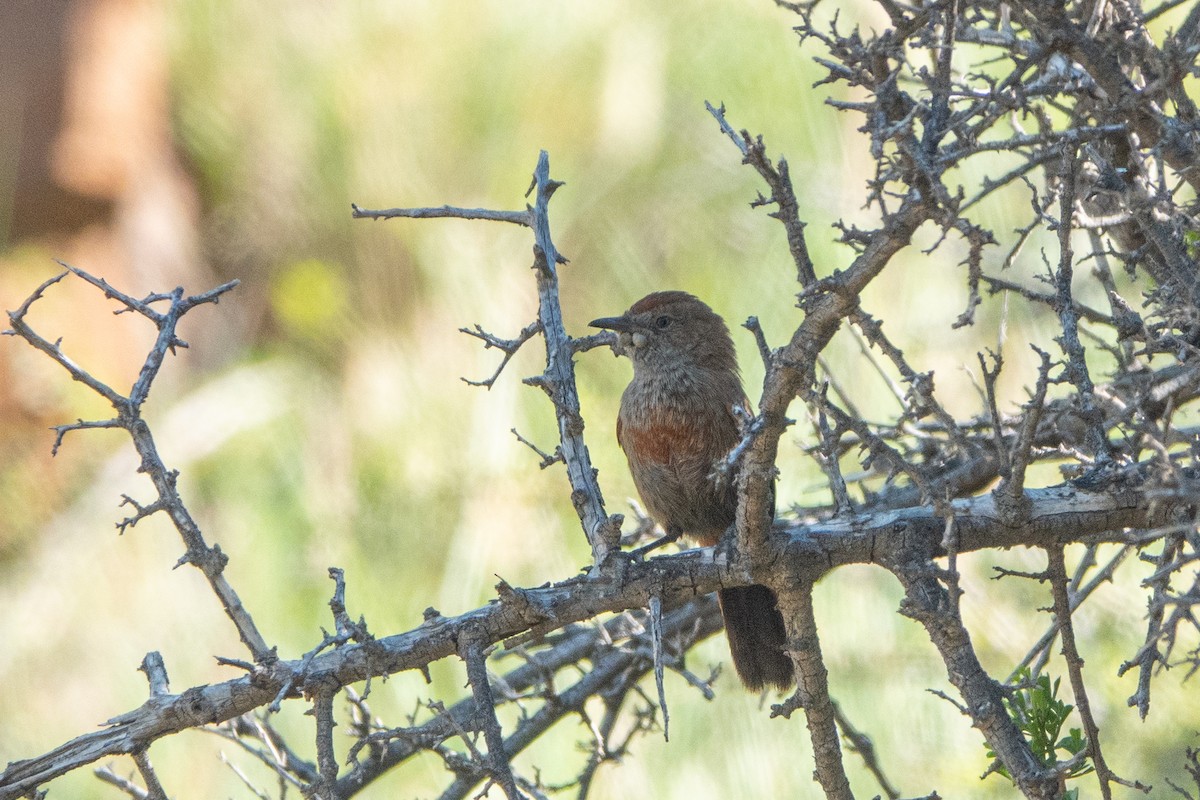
[590,290,793,692]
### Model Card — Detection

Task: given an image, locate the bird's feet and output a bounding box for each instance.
[713,525,740,566]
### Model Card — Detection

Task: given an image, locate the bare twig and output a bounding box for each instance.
[5,267,269,661]
[130,752,167,800]
[810,384,854,515]
[310,683,340,800]
[353,153,620,567]
[648,595,670,742]
[49,418,123,456]
[770,581,851,800]
[510,428,564,469]
[212,714,316,787]
[1045,547,1119,798]
[460,320,543,389]
[704,101,817,287]
[1051,146,1110,464]
[459,631,523,800]
[94,764,149,799]
[1007,545,1132,682]
[833,702,901,800]
[992,347,1054,523]
[138,653,170,698]
[351,203,529,226]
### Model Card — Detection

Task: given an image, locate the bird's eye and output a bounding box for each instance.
[654,315,671,329]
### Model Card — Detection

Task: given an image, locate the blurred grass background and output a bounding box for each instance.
[1,0,1197,797]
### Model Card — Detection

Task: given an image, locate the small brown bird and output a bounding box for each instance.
[590,291,793,692]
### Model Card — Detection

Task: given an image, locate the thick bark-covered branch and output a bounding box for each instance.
[0,480,1164,799]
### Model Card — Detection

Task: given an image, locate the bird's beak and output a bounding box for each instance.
[589,315,633,332]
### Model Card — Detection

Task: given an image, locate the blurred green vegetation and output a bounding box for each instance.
[2,1,1198,798]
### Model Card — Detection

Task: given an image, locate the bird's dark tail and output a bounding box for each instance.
[717,584,793,692]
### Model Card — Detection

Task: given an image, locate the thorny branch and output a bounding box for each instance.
[705,101,818,286]
[832,702,901,800]
[5,0,1200,798]
[1045,547,1123,799]
[460,320,543,389]
[458,632,522,800]
[769,581,852,800]
[3,266,269,663]
[356,152,622,568]
[756,0,1200,793]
